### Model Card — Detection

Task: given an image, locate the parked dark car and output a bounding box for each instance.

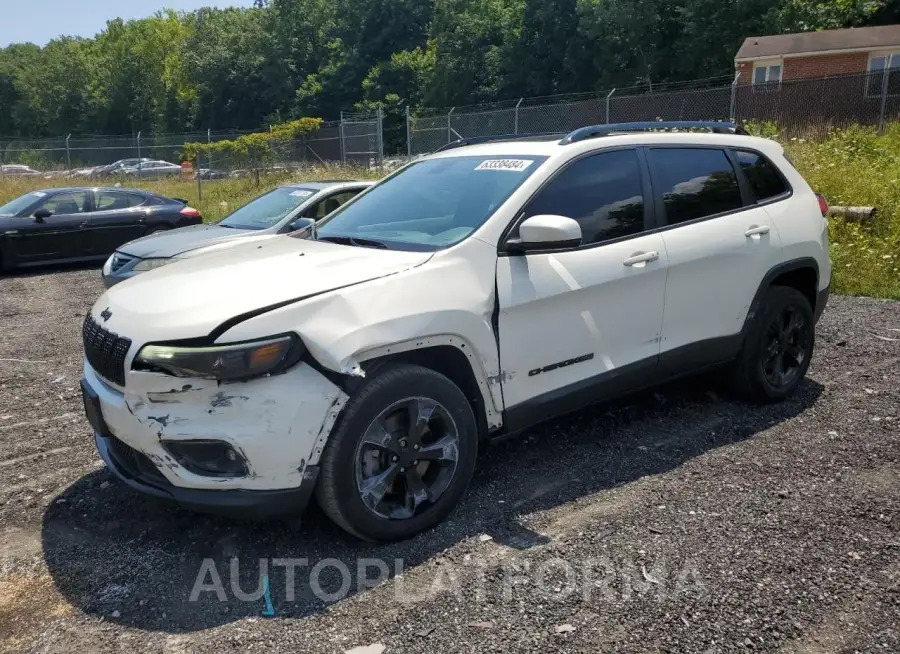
[195,168,229,179]
[0,187,201,271]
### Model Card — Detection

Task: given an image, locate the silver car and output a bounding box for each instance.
[101,180,374,286]
[117,160,183,179]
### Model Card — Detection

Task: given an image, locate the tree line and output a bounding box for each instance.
[1,0,898,141]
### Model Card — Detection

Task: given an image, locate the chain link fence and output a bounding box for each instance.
[5,70,900,176]
[407,70,900,154]
[0,112,383,178]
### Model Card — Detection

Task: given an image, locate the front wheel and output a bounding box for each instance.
[316,363,478,542]
[730,285,815,403]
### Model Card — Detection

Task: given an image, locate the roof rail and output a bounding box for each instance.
[435,132,564,152]
[559,121,747,145]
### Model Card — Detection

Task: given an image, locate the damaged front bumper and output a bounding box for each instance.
[94,432,320,518]
[81,358,348,518]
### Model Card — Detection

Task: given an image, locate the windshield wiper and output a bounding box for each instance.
[317,235,389,250]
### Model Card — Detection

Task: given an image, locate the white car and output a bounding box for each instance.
[0,164,42,177]
[117,160,183,178]
[101,180,373,286]
[80,122,831,542]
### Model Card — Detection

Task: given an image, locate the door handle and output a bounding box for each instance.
[623,251,660,267]
[79,221,89,228]
[744,225,771,238]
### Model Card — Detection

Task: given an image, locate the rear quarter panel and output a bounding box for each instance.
[763,149,832,291]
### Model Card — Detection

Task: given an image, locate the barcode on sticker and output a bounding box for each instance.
[475,159,534,172]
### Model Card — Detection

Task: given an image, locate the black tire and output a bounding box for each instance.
[730,285,815,403]
[315,363,478,542]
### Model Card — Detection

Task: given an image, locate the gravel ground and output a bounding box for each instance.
[0,266,898,654]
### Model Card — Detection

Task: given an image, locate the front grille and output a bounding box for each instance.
[110,252,136,273]
[106,436,169,485]
[83,314,131,386]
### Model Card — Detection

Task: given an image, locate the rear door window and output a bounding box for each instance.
[647,148,743,226]
[734,150,789,202]
[95,191,133,211]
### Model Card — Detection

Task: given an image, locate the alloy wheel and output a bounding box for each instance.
[762,304,810,389]
[354,397,460,520]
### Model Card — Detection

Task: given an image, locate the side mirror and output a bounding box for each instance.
[33,208,52,222]
[508,214,582,252]
[286,217,317,238]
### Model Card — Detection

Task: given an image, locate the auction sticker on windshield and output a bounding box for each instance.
[475,159,535,172]
[290,190,314,198]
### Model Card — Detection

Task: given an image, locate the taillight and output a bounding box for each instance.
[180,207,201,218]
[815,193,829,218]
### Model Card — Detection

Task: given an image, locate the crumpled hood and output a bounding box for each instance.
[119,224,258,258]
[94,236,433,345]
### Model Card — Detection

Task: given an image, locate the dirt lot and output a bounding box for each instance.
[0,267,898,654]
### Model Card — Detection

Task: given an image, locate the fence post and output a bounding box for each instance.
[406,106,412,157]
[605,89,616,124]
[197,151,203,206]
[514,98,523,134]
[730,72,740,123]
[339,111,347,164]
[448,107,455,144]
[136,131,142,172]
[879,67,891,134]
[65,134,71,170]
[376,108,384,166]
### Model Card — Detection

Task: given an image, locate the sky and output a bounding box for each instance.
[0,0,254,47]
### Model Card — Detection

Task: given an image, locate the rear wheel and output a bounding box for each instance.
[730,286,815,402]
[316,363,478,542]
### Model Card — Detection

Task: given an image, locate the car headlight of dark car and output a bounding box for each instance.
[134,335,301,381]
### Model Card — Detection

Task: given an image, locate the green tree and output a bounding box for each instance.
[181,7,274,129]
[427,0,524,106]
[501,0,581,97]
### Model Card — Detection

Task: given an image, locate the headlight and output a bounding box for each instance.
[132,257,174,272]
[134,335,300,380]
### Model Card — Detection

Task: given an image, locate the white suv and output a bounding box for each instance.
[80,122,831,542]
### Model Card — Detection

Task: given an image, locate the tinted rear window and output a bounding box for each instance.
[648,148,743,225]
[735,150,789,201]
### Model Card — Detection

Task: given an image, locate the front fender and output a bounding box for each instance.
[216,239,504,428]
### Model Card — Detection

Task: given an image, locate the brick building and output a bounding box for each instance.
[735,24,900,91]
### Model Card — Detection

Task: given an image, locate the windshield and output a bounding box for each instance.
[315,155,548,250]
[0,192,45,217]
[217,187,317,230]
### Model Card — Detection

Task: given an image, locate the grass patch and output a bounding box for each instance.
[2,132,900,300]
[783,124,900,300]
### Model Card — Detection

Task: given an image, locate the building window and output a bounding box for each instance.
[752,60,783,88]
[867,52,900,97]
